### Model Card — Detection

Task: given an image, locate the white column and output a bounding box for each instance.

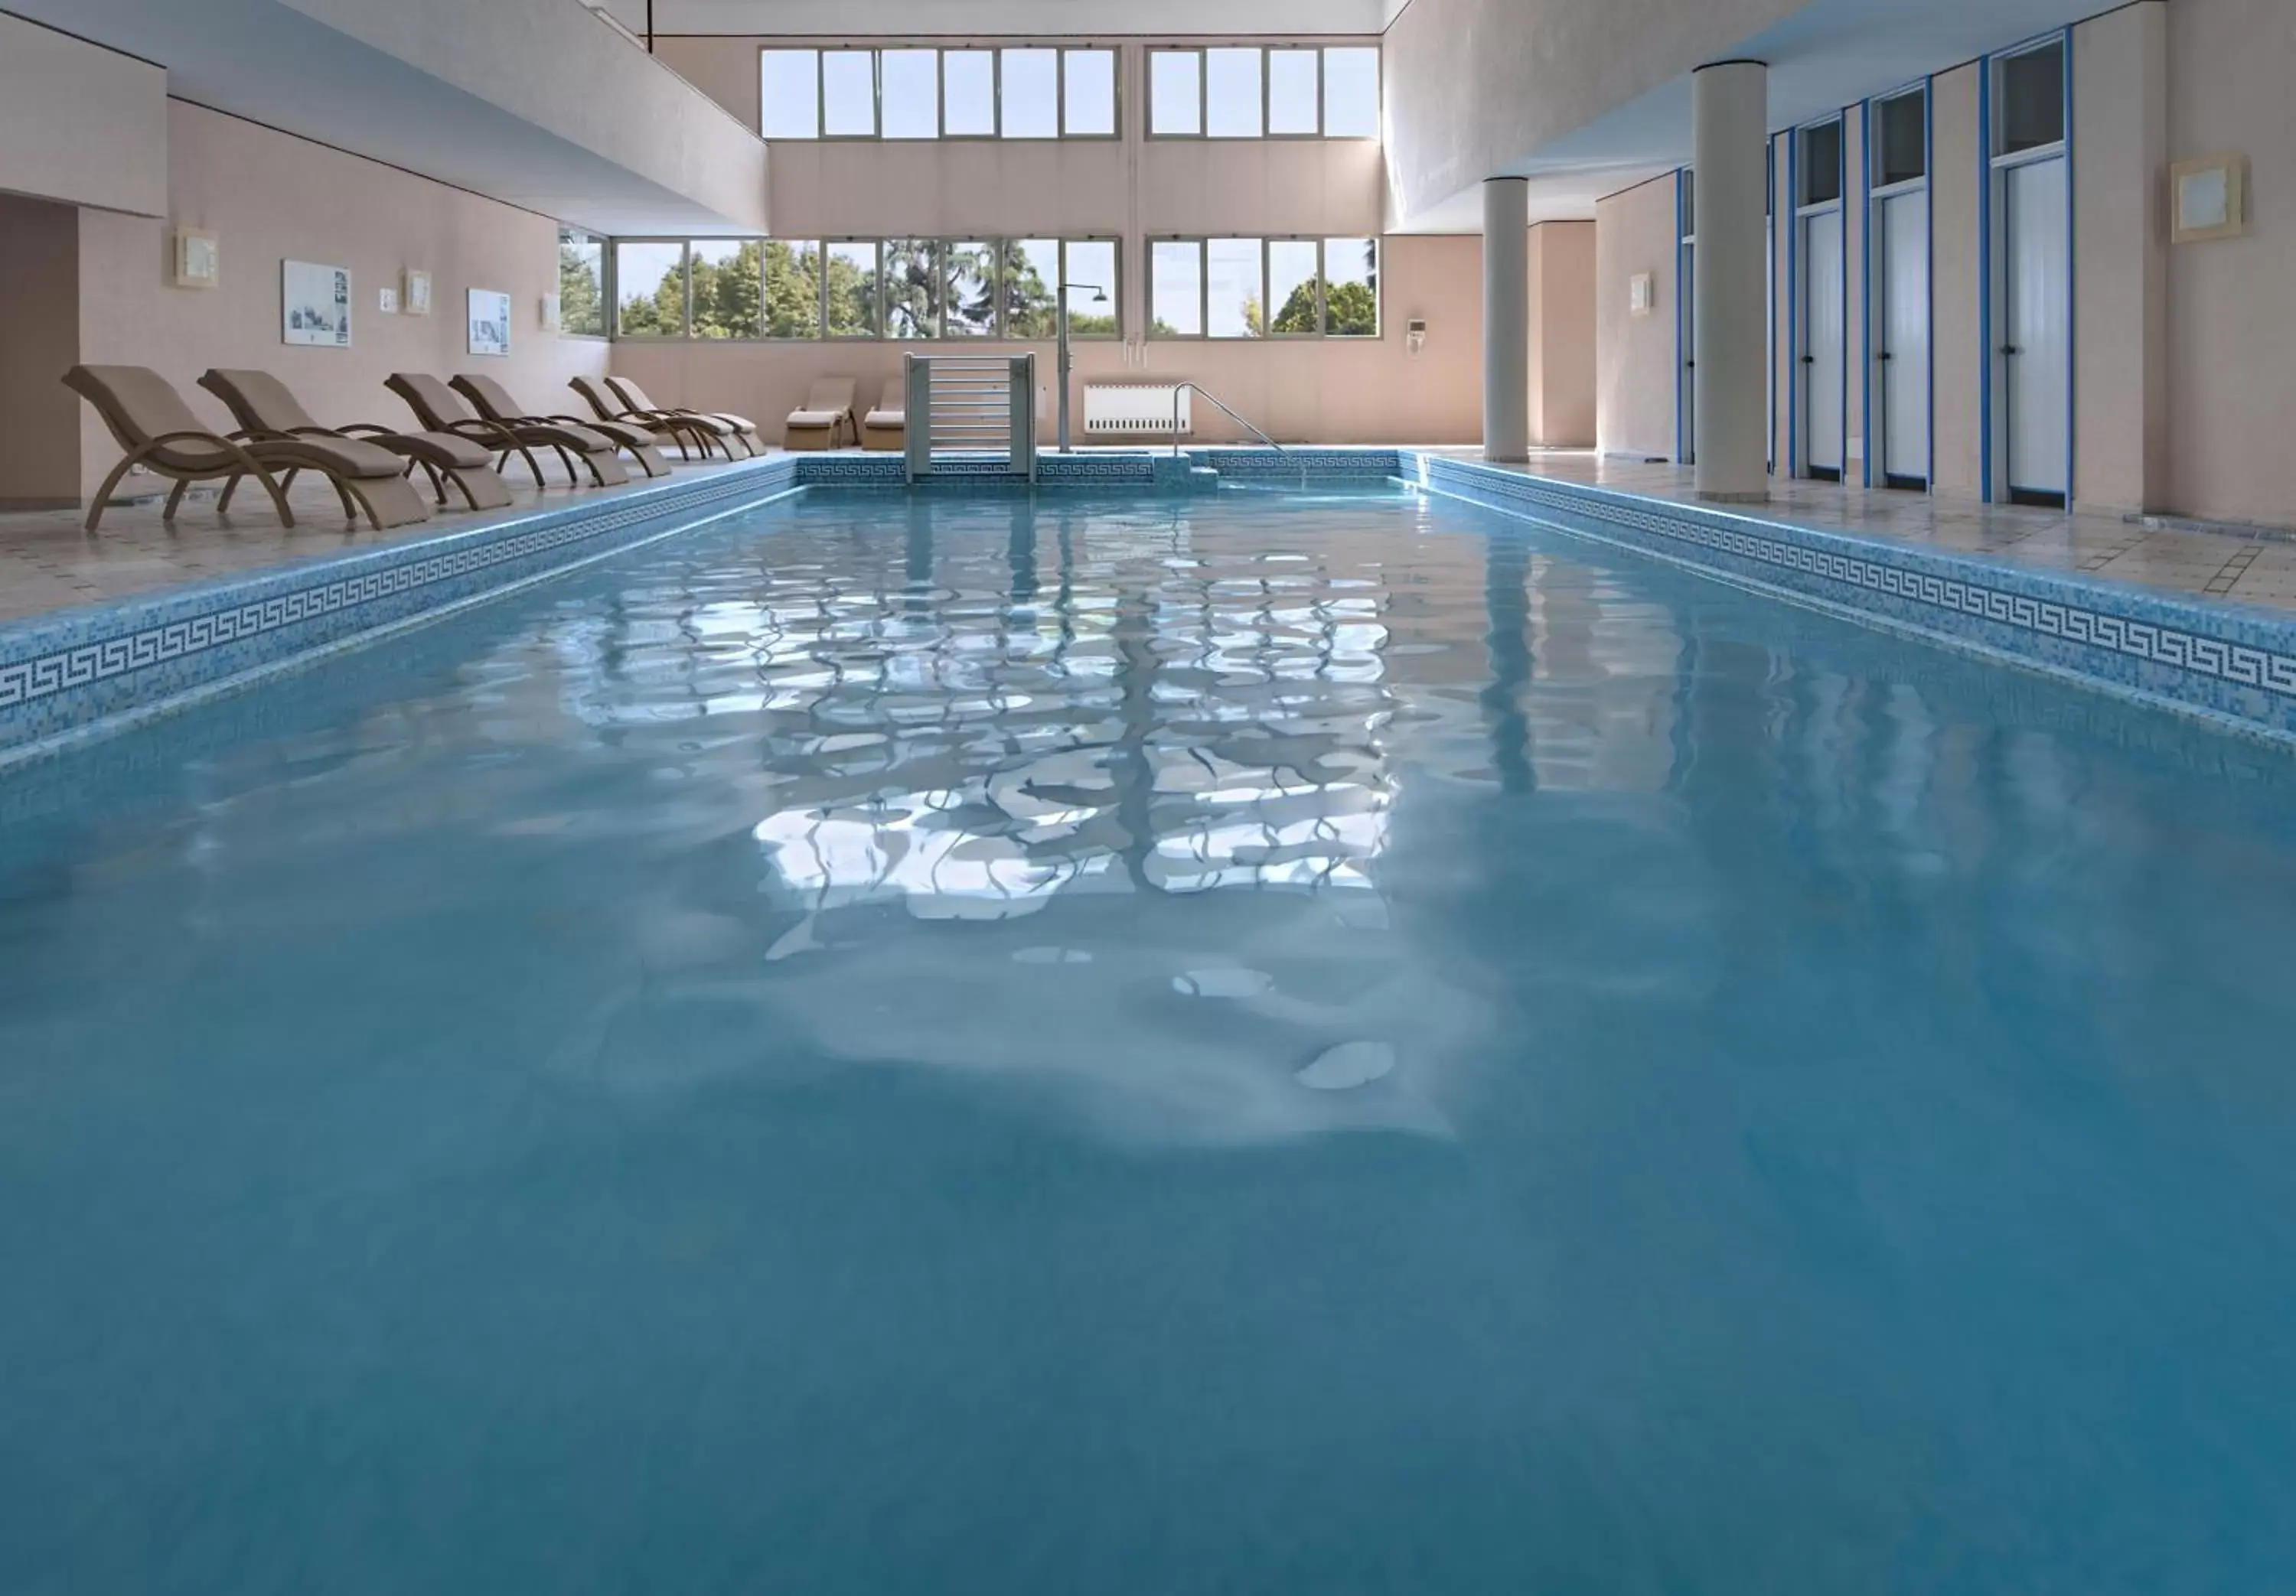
[1482,177,1529,463]
[1691,60,1769,501]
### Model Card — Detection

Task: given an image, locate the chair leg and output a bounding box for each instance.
[83,455,144,533]
[217,473,242,513]
[163,477,193,520]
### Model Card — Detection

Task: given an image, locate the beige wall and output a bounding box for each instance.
[0,15,168,219]
[0,196,85,508]
[1595,174,1679,460]
[2161,0,2296,526]
[1528,221,1597,447]
[71,101,608,501]
[612,233,1482,446]
[1929,62,1985,499]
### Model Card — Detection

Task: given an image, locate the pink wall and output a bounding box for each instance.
[1595,173,1678,460]
[613,233,1483,446]
[1528,220,1597,447]
[0,14,168,220]
[71,101,608,500]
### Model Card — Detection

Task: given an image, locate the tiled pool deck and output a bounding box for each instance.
[4,445,2294,763]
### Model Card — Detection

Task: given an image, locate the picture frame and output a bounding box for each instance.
[281,259,353,348]
[403,269,433,317]
[173,228,220,290]
[2170,153,2245,243]
[467,288,512,357]
[542,293,563,334]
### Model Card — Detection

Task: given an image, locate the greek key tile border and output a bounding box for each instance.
[1406,453,2296,734]
[0,461,796,742]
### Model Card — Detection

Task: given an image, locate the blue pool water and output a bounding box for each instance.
[5,487,2296,1593]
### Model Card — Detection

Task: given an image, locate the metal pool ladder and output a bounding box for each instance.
[905,353,1037,485]
[1170,383,1283,461]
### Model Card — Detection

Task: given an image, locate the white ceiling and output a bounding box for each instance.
[2,0,763,233]
[602,0,1392,37]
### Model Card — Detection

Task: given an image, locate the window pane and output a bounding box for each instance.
[944,241,996,336]
[1063,47,1116,136]
[944,50,996,135]
[1322,47,1378,138]
[1267,50,1317,135]
[764,239,821,337]
[1150,50,1200,135]
[884,238,940,338]
[1877,91,1925,184]
[1206,47,1262,138]
[1801,120,1843,205]
[2001,42,2064,154]
[615,241,684,336]
[1322,237,1377,336]
[1206,238,1264,337]
[760,49,820,138]
[1001,48,1058,138]
[1267,239,1317,333]
[1150,241,1202,336]
[823,50,876,137]
[825,242,879,337]
[689,239,762,340]
[1006,239,1060,338]
[881,49,938,139]
[558,230,605,337]
[1064,239,1118,337]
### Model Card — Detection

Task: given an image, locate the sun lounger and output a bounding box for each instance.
[197,368,513,513]
[64,364,430,533]
[385,373,629,489]
[451,373,670,479]
[860,379,905,452]
[784,378,859,451]
[602,376,762,458]
[567,375,712,462]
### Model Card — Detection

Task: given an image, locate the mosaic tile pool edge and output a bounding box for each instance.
[1404,452,2296,743]
[0,459,797,762]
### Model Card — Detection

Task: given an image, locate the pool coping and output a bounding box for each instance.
[5,445,2295,767]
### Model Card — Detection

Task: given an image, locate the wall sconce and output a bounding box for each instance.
[1405,318,1427,355]
[2172,154,2245,243]
[173,228,220,289]
[403,269,433,316]
[1629,273,1655,317]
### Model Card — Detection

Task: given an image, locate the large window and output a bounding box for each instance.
[558,228,605,338]
[758,44,1121,140]
[631,236,1120,340]
[1150,237,1380,339]
[614,240,686,337]
[1150,45,1379,138]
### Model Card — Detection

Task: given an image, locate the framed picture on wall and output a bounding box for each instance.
[282,259,352,347]
[467,288,512,357]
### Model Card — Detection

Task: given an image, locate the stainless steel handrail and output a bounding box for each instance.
[1172,383,1283,459]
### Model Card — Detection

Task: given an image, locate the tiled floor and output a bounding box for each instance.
[0,454,791,626]
[1440,451,2296,616]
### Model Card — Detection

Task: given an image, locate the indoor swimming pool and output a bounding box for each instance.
[5,485,2296,1591]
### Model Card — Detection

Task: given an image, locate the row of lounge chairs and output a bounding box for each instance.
[61,367,768,534]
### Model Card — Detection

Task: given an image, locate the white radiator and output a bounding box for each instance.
[1084,383,1189,435]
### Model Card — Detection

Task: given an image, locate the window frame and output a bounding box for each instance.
[1060,237,1124,340]
[940,47,999,139]
[759,238,826,341]
[1318,235,1381,338]
[818,47,881,140]
[1202,45,1265,140]
[876,46,941,142]
[683,237,768,342]
[1319,44,1381,141]
[996,45,1062,141]
[1058,46,1121,140]
[1264,45,1322,141]
[822,236,884,340]
[556,226,609,342]
[758,47,823,140]
[611,238,692,340]
[1263,236,1323,340]
[1148,47,1205,139]
[1146,235,1381,341]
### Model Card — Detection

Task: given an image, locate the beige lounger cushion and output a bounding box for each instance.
[450,373,620,454]
[201,368,494,471]
[69,366,403,478]
[607,376,756,435]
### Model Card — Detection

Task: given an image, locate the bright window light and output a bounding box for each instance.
[1267,50,1318,135]
[615,241,686,336]
[884,238,939,338]
[880,49,938,139]
[759,49,820,138]
[1151,241,1203,336]
[764,240,821,337]
[1007,239,1061,338]
[822,50,876,137]
[1062,48,1116,136]
[826,241,879,337]
[1322,237,1378,335]
[1064,239,1118,337]
[1150,50,1201,136]
[1000,49,1058,138]
[944,241,996,336]
[1206,238,1264,337]
[1266,239,1318,334]
[944,50,996,136]
[688,239,762,340]
[1206,48,1263,138]
[1322,47,1379,138]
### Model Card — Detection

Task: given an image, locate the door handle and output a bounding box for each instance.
[1800,354,1816,364]
[1999,344,2020,356]
[1877,351,1893,361]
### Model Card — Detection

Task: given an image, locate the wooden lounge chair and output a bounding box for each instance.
[452,373,670,479]
[64,364,430,533]
[197,369,514,513]
[784,378,859,451]
[860,379,905,452]
[602,375,762,458]
[386,373,629,489]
